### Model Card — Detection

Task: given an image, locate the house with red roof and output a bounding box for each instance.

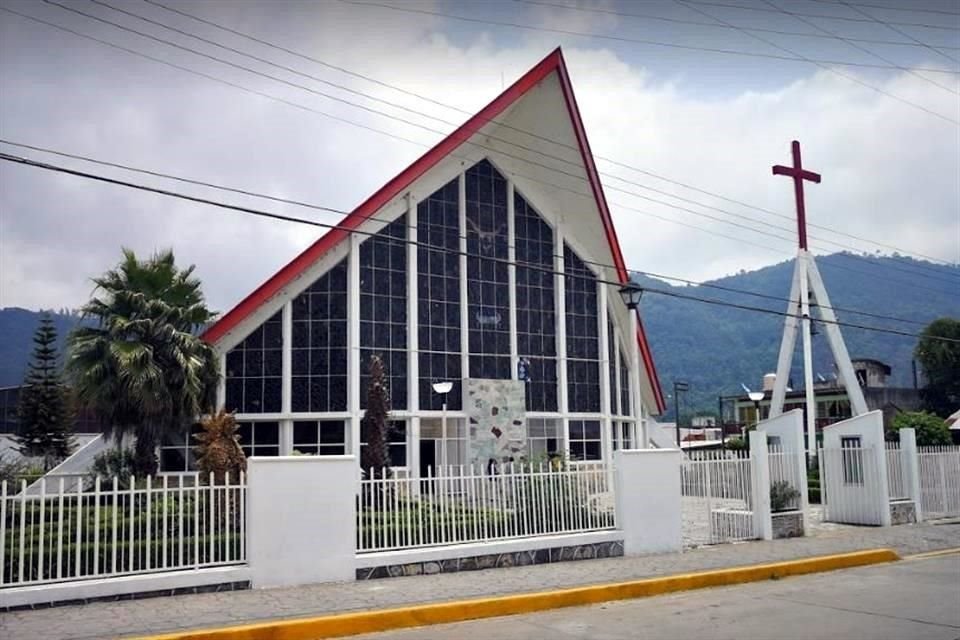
[166,48,663,474]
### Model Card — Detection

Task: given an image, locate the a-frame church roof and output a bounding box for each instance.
[203,47,665,413]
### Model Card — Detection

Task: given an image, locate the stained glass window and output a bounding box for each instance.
[224,311,282,414]
[466,159,510,380]
[291,258,348,412]
[564,245,600,413]
[360,215,408,410]
[418,177,462,410]
[515,192,557,412]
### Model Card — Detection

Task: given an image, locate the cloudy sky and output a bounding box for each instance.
[1,0,958,314]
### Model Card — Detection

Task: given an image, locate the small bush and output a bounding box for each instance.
[770,480,801,512]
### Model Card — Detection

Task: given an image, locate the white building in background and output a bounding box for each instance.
[161,49,665,475]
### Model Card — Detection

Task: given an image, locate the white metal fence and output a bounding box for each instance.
[681,451,755,546]
[885,442,908,500]
[1,473,246,588]
[918,446,960,519]
[356,463,615,553]
[819,446,888,526]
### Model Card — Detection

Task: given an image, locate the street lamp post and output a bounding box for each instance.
[618,282,645,446]
[432,381,453,475]
[748,391,765,442]
[674,380,689,449]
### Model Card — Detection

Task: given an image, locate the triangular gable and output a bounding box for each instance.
[202,47,665,413]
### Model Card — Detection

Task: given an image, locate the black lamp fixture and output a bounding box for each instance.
[618,282,644,310]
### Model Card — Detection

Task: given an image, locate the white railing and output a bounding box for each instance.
[356,463,615,553]
[1,472,246,588]
[681,450,755,545]
[819,446,887,526]
[885,442,908,500]
[768,445,803,512]
[918,446,960,519]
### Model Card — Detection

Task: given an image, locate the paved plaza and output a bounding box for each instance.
[2,519,958,640]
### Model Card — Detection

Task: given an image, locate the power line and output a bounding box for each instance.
[338,1,960,73]
[808,0,960,17]
[4,150,957,345]
[7,3,957,282]
[516,0,960,55]
[680,0,960,31]
[24,1,957,272]
[674,0,960,124]
[6,137,946,323]
[757,0,959,94]
[838,0,960,65]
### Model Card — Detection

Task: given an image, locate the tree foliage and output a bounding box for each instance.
[915,317,960,417]
[67,249,219,476]
[888,411,951,447]
[194,409,246,484]
[360,355,392,474]
[14,313,75,468]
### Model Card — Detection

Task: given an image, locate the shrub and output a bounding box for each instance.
[770,480,801,512]
[887,411,951,446]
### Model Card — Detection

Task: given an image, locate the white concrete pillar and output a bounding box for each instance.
[614,449,682,555]
[900,428,922,522]
[750,431,773,540]
[247,456,356,588]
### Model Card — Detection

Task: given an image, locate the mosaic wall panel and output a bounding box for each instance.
[465,378,526,465]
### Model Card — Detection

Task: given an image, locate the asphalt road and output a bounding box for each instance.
[354,553,960,640]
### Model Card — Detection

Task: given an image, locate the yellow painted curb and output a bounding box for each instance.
[133,548,900,640]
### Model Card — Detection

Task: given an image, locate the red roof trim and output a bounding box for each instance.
[203,47,665,412]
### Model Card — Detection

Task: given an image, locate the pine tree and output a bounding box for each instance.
[360,355,392,475]
[15,314,75,469]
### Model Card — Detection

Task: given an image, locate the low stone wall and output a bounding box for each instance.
[772,511,804,539]
[356,540,624,580]
[890,500,917,525]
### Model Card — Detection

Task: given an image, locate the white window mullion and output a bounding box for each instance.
[555,223,569,457]
[281,300,292,415]
[459,172,469,384]
[406,193,421,479]
[613,326,623,450]
[216,352,226,411]
[507,178,518,380]
[348,233,361,460]
[599,290,612,463]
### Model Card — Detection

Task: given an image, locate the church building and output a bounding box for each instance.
[163,49,664,475]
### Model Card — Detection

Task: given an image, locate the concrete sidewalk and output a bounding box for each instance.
[3,521,959,640]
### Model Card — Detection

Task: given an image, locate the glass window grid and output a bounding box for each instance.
[224,311,283,414]
[568,419,602,461]
[237,420,280,458]
[619,347,631,417]
[564,245,601,413]
[526,418,560,461]
[841,435,864,485]
[360,215,408,410]
[291,259,348,413]
[360,419,408,467]
[159,423,202,472]
[466,160,510,380]
[515,192,558,412]
[417,177,462,411]
[293,419,346,455]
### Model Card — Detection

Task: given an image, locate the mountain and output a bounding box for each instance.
[0,253,957,414]
[636,253,960,418]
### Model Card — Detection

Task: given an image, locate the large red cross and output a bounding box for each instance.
[772,140,821,250]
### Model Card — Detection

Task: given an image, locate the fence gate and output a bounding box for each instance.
[818,445,889,526]
[918,446,960,519]
[681,451,755,547]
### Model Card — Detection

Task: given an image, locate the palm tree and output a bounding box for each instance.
[68,249,219,475]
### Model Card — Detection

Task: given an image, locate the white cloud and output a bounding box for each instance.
[0,0,956,313]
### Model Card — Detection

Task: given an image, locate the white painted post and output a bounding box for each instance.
[900,428,922,522]
[750,431,773,540]
[247,456,356,588]
[614,449,682,555]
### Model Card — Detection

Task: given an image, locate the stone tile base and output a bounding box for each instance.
[1,581,250,613]
[356,540,625,580]
[890,501,917,525]
[772,511,804,539]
